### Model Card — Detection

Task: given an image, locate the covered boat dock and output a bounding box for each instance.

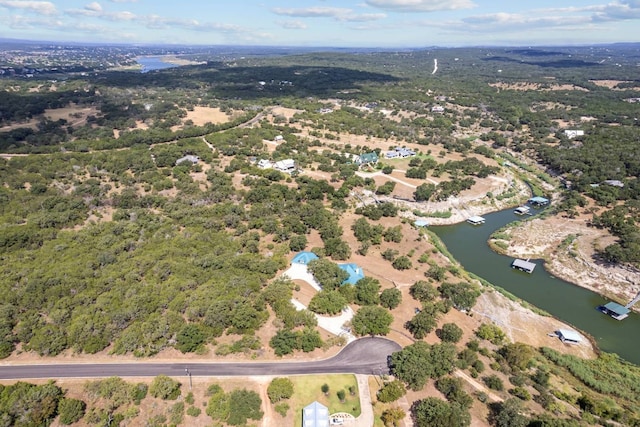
[466,216,486,225]
[512,258,536,274]
[599,302,630,320]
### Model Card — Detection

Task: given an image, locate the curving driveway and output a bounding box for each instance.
[0,337,401,380]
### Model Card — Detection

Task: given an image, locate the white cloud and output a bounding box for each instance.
[0,1,57,16]
[364,0,475,12]
[272,7,353,18]
[271,6,385,22]
[85,2,102,12]
[278,20,308,30]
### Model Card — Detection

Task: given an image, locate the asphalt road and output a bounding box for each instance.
[0,337,401,380]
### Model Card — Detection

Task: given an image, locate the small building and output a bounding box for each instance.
[303,401,329,427]
[358,152,379,166]
[528,196,549,207]
[512,258,536,274]
[414,219,430,228]
[274,159,296,173]
[467,216,486,225]
[339,263,365,285]
[564,130,585,139]
[599,302,630,320]
[557,329,582,344]
[175,155,199,166]
[385,151,400,159]
[292,251,319,265]
[603,180,625,188]
[514,206,530,215]
[395,147,416,158]
[274,135,284,142]
[431,105,445,114]
[257,159,273,169]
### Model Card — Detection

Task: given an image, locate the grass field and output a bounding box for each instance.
[290,374,361,426]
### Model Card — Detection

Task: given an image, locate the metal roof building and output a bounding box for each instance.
[512,258,536,274]
[557,329,582,344]
[303,401,329,427]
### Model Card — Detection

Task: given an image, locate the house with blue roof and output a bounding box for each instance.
[528,196,549,207]
[292,251,319,265]
[339,263,365,285]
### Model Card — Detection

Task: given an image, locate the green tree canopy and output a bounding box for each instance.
[352,306,393,337]
[308,258,350,290]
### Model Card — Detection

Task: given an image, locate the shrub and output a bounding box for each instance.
[267,377,294,403]
[377,380,406,403]
[475,323,506,345]
[482,375,504,391]
[275,403,289,417]
[186,406,201,417]
[149,375,181,400]
[380,288,402,309]
[58,398,86,425]
[438,323,463,343]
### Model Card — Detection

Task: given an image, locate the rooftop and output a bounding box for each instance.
[339,263,365,285]
[603,302,631,316]
[291,251,319,265]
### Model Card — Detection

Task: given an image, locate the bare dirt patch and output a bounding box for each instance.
[473,290,596,359]
[589,79,640,90]
[183,106,239,126]
[489,82,589,92]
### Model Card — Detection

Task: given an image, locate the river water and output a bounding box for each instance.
[432,208,640,365]
[137,56,178,73]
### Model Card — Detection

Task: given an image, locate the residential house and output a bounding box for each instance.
[274,159,296,173]
[385,151,400,159]
[564,130,585,139]
[339,263,365,285]
[395,147,415,158]
[175,155,199,166]
[292,251,319,265]
[257,159,273,169]
[431,105,445,114]
[357,152,378,166]
[303,401,329,427]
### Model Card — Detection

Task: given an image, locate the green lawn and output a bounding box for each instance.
[290,374,361,426]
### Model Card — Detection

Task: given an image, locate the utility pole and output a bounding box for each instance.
[185,368,192,391]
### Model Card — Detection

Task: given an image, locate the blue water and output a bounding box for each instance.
[137,56,178,73]
[432,208,640,364]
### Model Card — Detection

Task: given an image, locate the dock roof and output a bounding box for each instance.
[414,219,429,227]
[467,215,485,224]
[603,302,630,316]
[512,258,536,273]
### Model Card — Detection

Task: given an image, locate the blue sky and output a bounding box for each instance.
[0,0,639,47]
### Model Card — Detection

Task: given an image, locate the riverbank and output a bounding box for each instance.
[491,214,640,313]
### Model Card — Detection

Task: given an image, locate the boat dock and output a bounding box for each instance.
[512,258,536,274]
[466,215,486,225]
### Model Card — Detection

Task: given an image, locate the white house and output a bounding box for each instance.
[431,105,445,114]
[395,147,415,158]
[385,151,400,159]
[564,130,585,139]
[274,159,296,173]
[175,155,200,166]
[274,135,284,142]
[257,159,273,169]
